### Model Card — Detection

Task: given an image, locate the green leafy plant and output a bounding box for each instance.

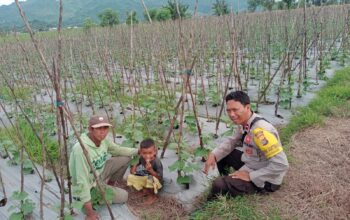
[208,87,221,107]
[90,187,114,210]
[194,133,216,159]
[53,200,84,220]
[130,154,140,166]
[184,114,198,134]
[168,147,200,187]
[303,75,311,92]
[8,191,35,220]
[0,139,33,174]
[119,119,144,148]
[339,50,348,67]
[197,92,206,105]
[279,85,293,109]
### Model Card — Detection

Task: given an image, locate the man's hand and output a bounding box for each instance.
[229,170,250,181]
[203,153,216,175]
[85,212,100,220]
[84,201,100,220]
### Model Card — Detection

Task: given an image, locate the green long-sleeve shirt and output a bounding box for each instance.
[69,133,137,203]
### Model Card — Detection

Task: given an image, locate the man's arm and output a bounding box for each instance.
[212,126,242,162]
[107,141,138,156]
[204,126,241,174]
[248,127,289,187]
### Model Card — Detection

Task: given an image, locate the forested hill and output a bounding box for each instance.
[0,0,247,31]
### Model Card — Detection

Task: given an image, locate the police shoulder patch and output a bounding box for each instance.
[252,127,283,159]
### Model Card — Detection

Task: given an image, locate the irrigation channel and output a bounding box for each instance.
[0,4,349,219]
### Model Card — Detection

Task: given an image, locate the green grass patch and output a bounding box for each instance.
[0,118,59,164]
[0,86,34,102]
[191,195,282,220]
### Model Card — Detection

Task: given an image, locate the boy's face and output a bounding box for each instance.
[139,146,157,162]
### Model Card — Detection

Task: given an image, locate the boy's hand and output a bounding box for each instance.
[145,159,161,180]
[145,160,153,172]
[130,164,137,174]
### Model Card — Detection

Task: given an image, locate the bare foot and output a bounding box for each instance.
[135,189,150,198]
[143,194,158,206]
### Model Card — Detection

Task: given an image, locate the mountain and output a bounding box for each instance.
[0,0,247,32]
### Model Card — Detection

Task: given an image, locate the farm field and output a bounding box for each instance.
[0,3,350,219]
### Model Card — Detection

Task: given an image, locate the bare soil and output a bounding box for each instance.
[259,117,350,220]
[122,182,188,220]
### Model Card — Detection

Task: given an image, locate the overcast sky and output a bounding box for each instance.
[0,0,26,6]
[0,0,14,6]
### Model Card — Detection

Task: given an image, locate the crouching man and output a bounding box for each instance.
[69,115,138,220]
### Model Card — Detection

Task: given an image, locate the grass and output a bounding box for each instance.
[0,86,34,102]
[190,195,282,220]
[190,67,350,220]
[0,118,59,165]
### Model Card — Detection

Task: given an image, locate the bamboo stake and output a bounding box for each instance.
[140,0,152,23]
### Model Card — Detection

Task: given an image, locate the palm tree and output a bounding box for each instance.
[212,0,230,16]
[164,0,190,20]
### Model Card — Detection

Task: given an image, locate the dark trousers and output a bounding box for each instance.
[217,149,245,175]
[208,149,280,200]
[208,149,258,200]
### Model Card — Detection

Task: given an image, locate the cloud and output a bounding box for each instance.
[0,0,26,6]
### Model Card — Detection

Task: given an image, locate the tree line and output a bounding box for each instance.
[247,0,350,12]
[83,0,231,29]
[85,0,349,30]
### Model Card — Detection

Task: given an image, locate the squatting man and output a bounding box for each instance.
[204,91,289,199]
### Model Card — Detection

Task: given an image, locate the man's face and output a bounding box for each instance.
[226,100,251,125]
[88,126,110,143]
[139,146,157,162]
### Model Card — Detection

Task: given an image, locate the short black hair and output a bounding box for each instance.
[140,138,155,149]
[225,91,250,105]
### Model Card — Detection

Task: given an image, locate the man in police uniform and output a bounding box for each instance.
[204,91,289,200]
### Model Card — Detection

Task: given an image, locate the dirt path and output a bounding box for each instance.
[260,117,350,220]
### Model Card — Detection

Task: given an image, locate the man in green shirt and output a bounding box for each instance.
[69,115,137,220]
